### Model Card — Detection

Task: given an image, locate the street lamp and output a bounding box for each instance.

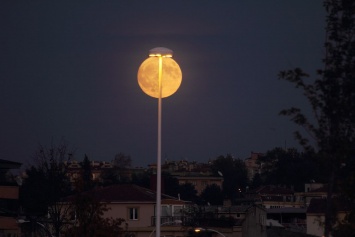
[138,47,182,237]
[195,227,226,237]
[17,219,54,237]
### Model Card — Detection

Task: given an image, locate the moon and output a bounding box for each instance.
[137,57,182,98]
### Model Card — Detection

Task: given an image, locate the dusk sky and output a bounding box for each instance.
[1,1,326,167]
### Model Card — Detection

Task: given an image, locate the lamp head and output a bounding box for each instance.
[149,47,173,57]
[194,228,204,233]
[138,47,182,98]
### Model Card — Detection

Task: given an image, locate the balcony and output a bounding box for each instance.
[151,216,238,228]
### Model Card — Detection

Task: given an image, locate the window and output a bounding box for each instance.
[162,205,172,216]
[129,207,139,220]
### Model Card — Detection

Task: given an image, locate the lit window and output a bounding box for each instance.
[129,207,139,220]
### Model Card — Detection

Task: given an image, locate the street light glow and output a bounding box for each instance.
[194,227,226,237]
[149,47,173,57]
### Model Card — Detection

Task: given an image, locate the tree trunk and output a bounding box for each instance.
[324,169,335,237]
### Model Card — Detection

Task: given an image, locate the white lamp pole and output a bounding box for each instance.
[138,47,182,237]
[156,54,163,236]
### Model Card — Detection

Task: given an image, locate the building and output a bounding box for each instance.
[64,159,146,185]
[176,176,223,195]
[0,159,22,237]
[245,185,307,234]
[241,205,267,237]
[63,184,190,237]
[245,185,302,209]
[59,184,270,237]
[244,152,263,181]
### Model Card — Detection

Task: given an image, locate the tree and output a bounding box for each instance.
[64,190,126,237]
[80,155,95,191]
[258,148,321,191]
[250,173,262,189]
[162,172,180,198]
[20,141,73,237]
[99,168,121,186]
[210,155,248,200]
[200,184,223,205]
[178,183,198,202]
[279,1,355,236]
[131,170,151,188]
[113,153,132,170]
[63,155,127,237]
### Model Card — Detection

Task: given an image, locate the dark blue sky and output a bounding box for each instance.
[0,1,325,167]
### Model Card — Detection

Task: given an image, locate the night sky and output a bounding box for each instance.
[1,1,326,167]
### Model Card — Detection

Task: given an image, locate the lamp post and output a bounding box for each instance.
[195,227,226,237]
[138,47,182,237]
[17,219,53,237]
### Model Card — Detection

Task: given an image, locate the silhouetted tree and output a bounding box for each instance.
[250,173,262,189]
[113,153,132,169]
[65,191,125,237]
[75,155,96,191]
[99,168,121,186]
[20,141,73,237]
[162,172,180,197]
[210,155,248,200]
[200,184,223,205]
[131,170,151,188]
[258,148,321,191]
[178,183,198,202]
[279,1,355,235]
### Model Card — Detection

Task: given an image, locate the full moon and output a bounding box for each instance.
[137,57,182,98]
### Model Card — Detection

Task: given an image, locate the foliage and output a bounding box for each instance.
[250,173,262,189]
[210,154,248,199]
[257,147,322,191]
[80,155,95,191]
[279,0,355,236]
[63,155,127,237]
[99,168,122,186]
[20,141,73,237]
[178,182,198,202]
[181,204,204,227]
[131,170,151,188]
[200,184,223,205]
[113,153,132,169]
[64,190,126,237]
[161,172,180,197]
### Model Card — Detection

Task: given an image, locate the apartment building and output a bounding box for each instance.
[244,152,263,181]
[0,159,22,237]
[176,176,223,195]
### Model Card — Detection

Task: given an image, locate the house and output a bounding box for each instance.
[0,159,22,237]
[63,184,190,237]
[245,185,307,234]
[302,183,327,207]
[267,207,306,233]
[241,205,267,237]
[245,185,302,209]
[60,183,274,237]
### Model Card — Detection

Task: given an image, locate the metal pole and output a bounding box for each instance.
[156,56,163,237]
